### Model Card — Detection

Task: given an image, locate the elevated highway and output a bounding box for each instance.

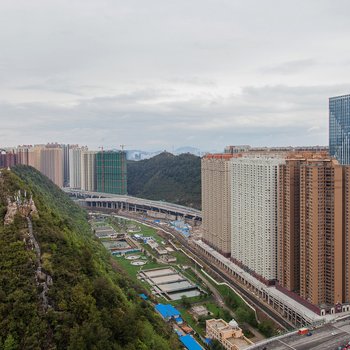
[63,188,202,222]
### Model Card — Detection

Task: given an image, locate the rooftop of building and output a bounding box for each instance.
[204,148,330,161]
[179,334,203,350]
[329,94,350,100]
[203,153,239,160]
[155,303,181,319]
[207,319,227,329]
[225,336,251,349]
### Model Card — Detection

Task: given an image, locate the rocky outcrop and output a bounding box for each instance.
[26,216,53,311]
[3,188,52,311]
[4,190,38,225]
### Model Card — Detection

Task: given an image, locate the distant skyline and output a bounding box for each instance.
[1,0,350,150]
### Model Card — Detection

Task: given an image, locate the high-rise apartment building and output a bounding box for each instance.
[81,151,97,192]
[0,149,17,168]
[17,146,31,165]
[230,157,285,282]
[39,147,64,187]
[343,167,350,304]
[62,144,70,187]
[96,151,127,195]
[277,152,329,294]
[69,146,87,189]
[25,144,64,187]
[28,145,43,171]
[329,94,350,164]
[278,153,350,310]
[201,154,235,257]
[278,158,302,293]
[299,158,344,307]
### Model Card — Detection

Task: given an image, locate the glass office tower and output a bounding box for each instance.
[330,94,350,164]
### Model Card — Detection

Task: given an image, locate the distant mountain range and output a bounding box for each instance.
[127,152,201,209]
[126,146,217,161]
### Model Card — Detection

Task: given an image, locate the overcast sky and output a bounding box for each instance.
[1,0,350,151]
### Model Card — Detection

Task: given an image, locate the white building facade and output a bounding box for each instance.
[230,157,285,282]
[81,151,97,192]
[69,147,87,189]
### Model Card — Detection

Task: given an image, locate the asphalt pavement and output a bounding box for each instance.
[253,321,350,350]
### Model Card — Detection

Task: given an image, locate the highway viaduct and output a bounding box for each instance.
[63,188,202,223]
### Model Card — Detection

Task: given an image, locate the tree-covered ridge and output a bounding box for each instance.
[0,165,180,350]
[127,152,201,209]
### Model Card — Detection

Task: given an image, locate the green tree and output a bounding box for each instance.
[258,320,276,337]
[4,334,17,350]
[181,295,191,309]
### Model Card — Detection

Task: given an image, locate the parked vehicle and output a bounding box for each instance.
[298,327,309,335]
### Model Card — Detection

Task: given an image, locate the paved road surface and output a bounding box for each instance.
[253,321,350,350]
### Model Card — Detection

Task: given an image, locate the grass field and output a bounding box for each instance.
[97,216,275,339]
[113,254,164,279]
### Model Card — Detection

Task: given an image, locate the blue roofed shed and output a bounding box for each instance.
[175,316,183,324]
[179,335,203,350]
[139,293,148,300]
[155,304,181,320]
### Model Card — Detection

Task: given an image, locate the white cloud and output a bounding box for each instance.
[0,0,350,150]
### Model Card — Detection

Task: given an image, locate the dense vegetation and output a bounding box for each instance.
[218,286,277,338]
[127,152,201,209]
[0,165,180,350]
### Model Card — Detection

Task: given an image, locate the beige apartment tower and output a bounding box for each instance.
[25,145,64,187]
[39,148,64,187]
[81,151,97,192]
[201,154,234,257]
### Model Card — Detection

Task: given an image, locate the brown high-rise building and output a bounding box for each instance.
[201,154,236,257]
[17,145,31,165]
[278,153,350,309]
[278,158,302,293]
[344,167,350,304]
[278,151,329,293]
[299,158,343,307]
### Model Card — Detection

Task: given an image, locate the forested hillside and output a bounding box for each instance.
[127,152,201,209]
[0,165,180,350]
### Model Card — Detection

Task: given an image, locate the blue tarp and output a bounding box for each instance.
[139,293,148,300]
[155,304,181,319]
[179,335,203,350]
[175,316,183,324]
